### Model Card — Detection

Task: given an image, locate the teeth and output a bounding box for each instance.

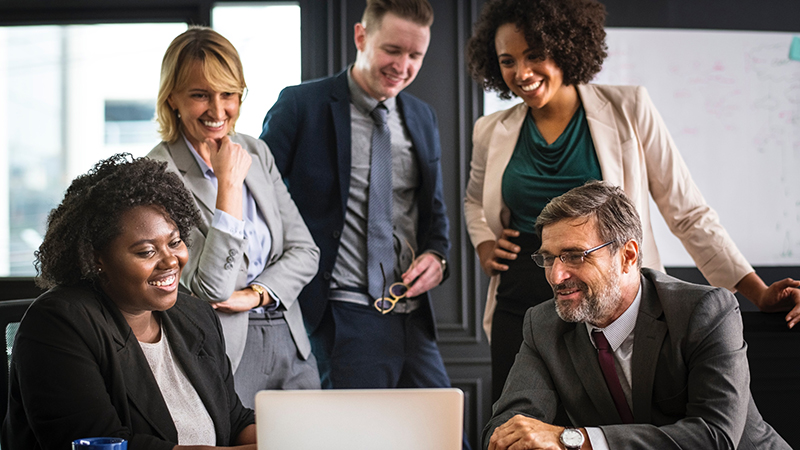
[384,72,402,82]
[149,275,176,287]
[520,80,542,92]
[203,120,224,127]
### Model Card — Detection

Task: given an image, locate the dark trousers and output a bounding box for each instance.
[310,300,450,389]
[311,300,472,450]
[491,232,553,403]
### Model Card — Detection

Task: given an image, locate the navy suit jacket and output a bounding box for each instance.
[260,69,450,333]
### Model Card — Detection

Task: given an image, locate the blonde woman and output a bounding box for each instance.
[148,27,321,407]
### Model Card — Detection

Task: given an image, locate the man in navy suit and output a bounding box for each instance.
[260,0,452,394]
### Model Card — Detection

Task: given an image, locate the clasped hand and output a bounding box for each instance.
[202,136,251,191]
[489,415,576,450]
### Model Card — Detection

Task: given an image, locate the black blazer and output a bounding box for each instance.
[1,284,254,450]
[260,69,451,333]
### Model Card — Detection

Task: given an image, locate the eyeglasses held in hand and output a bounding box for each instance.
[373,240,416,314]
[531,240,615,268]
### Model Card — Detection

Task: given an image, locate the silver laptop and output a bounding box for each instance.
[255,388,464,450]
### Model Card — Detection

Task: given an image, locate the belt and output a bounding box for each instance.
[248,309,284,320]
[389,298,421,314]
[329,288,422,314]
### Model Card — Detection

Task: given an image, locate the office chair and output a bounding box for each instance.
[0,298,35,425]
[742,311,800,448]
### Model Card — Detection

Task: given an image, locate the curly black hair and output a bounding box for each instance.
[34,153,200,289]
[467,0,607,99]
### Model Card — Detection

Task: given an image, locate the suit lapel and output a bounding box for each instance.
[630,274,667,424]
[168,139,217,226]
[577,85,624,187]
[102,296,178,442]
[485,103,526,230]
[330,71,353,216]
[565,324,623,424]
[242,145,277,262]
[397,94,433,210]
[160,305,229,444]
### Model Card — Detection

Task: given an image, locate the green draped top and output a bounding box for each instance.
[501,104,603,234]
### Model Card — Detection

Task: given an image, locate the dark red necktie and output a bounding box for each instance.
[592,330,634,424]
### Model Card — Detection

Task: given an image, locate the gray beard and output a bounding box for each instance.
[554,262,621,325]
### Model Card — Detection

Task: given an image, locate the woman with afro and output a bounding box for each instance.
[464,0,800,402]
[2,154,257,449]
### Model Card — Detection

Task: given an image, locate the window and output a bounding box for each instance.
[212,3,301,138]
[0,3,302,276]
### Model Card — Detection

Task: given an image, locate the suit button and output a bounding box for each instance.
[332,230,341,239]
[224,263,233,270]
[226,255,235,263]
[229,249,238,256]
[323,271,331,280]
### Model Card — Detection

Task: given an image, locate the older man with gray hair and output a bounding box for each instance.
[484,181,788,450]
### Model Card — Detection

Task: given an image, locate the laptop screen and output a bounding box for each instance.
[255,388,464,450]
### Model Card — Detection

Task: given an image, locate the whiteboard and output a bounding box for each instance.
[484,28,800,266]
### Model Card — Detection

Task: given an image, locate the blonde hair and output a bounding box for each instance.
[156,26,247,143]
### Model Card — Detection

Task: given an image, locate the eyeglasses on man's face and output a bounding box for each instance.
[531,240,616,268]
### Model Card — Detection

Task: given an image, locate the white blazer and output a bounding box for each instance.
[464,84,753,339]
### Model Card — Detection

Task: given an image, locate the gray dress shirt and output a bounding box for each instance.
[330,67,419,292]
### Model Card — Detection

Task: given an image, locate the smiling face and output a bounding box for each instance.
[494,23,570,112]
[540,217,628,327]
[168,60,241,150]
[95,205,188,320]
[352,12,430,101]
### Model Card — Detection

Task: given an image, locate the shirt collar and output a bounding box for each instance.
[182,134,214,180]
[586,283,643,351]
[346,65,397,116]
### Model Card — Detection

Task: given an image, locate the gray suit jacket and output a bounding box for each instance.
[483,268,789,450]
[148,133,319,371]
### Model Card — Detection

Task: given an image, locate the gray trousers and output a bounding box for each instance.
[233,313,321,408]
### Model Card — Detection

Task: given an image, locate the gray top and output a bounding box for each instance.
[139,326,216,446]
[330,67,419,291]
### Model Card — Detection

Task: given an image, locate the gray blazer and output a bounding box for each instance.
[484,268,789,450]
[148,133,319,371]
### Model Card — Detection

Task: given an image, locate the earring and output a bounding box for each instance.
[175,109,181,119]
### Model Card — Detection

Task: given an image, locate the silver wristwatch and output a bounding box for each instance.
[559,427,584,449]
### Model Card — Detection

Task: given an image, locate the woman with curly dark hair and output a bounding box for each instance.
[1,154,257,449]
[464,0,800,402]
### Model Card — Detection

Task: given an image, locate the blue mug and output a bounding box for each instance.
[72,437,128,450]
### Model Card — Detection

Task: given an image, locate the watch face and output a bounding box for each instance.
[561,428,584,448]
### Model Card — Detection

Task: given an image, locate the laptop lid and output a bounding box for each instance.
[255,388,464,450]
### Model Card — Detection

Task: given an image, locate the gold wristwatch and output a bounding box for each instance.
[249,284,265,307]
